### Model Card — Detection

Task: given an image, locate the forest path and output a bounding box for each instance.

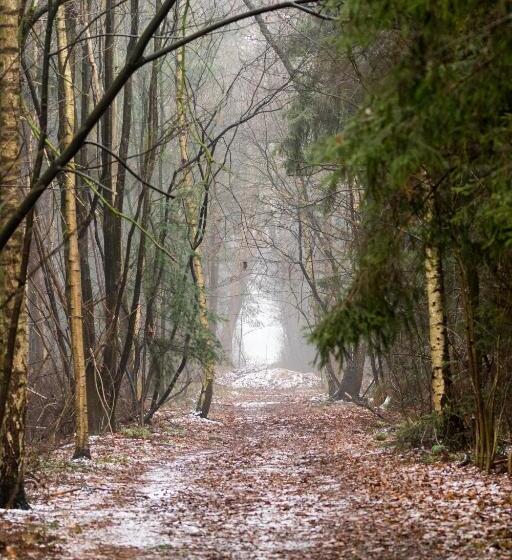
[1,382,512,559]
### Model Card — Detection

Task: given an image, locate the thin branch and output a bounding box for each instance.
[0,0,321,252]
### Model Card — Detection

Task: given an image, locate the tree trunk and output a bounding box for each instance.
[0,0,30,508]
[425,243,451,413]
[78,29,102,434]
[207,227,219,331]
[113,3,156,424]
[175,12,215,417]
[423,181,456,420]
[100,0,120,424]
[56,4,91,459]
[192,249,215,418]
[219,265,248,365]
[325,359,340,398]
[457,253,493,469]
[337,344,365,400]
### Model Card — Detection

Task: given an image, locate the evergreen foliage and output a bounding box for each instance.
[310,0,512,361]
[292,0,512,466]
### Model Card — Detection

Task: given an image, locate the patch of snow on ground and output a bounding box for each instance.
[185,413,224,424]
[218,367,321,390]
[31,474,174,556]
[237,401,282,407]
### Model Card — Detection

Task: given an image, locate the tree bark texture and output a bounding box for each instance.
[175,15,215,418]
[0,0,30,508]
[56,4,91,459]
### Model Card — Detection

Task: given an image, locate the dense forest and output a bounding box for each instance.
[0,0,511,557]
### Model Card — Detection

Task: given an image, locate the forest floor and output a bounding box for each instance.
[1,369,511,559]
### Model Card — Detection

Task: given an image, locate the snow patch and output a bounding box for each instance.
[237,401,282,408]
[186,413,224,425]
[219,368,321,390]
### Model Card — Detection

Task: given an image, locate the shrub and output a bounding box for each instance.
[393,414,445,450]
[120,425,152,439]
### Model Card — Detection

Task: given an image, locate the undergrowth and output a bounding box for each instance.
[392,412,466,451]
[120,425,153,439]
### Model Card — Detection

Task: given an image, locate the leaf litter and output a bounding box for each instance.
[0,369,511,559]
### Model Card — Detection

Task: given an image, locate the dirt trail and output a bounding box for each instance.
[1,385,511,559]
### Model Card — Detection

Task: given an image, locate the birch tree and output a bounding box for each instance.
[56,4,91,459]
[0,0,29,508]
[424,217,450,413]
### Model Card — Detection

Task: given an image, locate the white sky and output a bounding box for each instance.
[239,299,283,366]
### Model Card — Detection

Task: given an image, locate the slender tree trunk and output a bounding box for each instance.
[425,243,451,413]
[241,0,296,80]
[56,4,91,459]
[78,23,101,434]
[325,360,340,398]
[100,0,120,423]
[207,226,219,329]
[219,265,247,365]
[175,12,215,417]
[0,0,30,509]
[109,0,139,413]
[112,6,158,423]
[423,188,453,415]
[457,253,493,469]
[192,248,215,417]
[144,334,190,423]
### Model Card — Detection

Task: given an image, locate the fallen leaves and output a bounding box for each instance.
[0,386,511,559]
